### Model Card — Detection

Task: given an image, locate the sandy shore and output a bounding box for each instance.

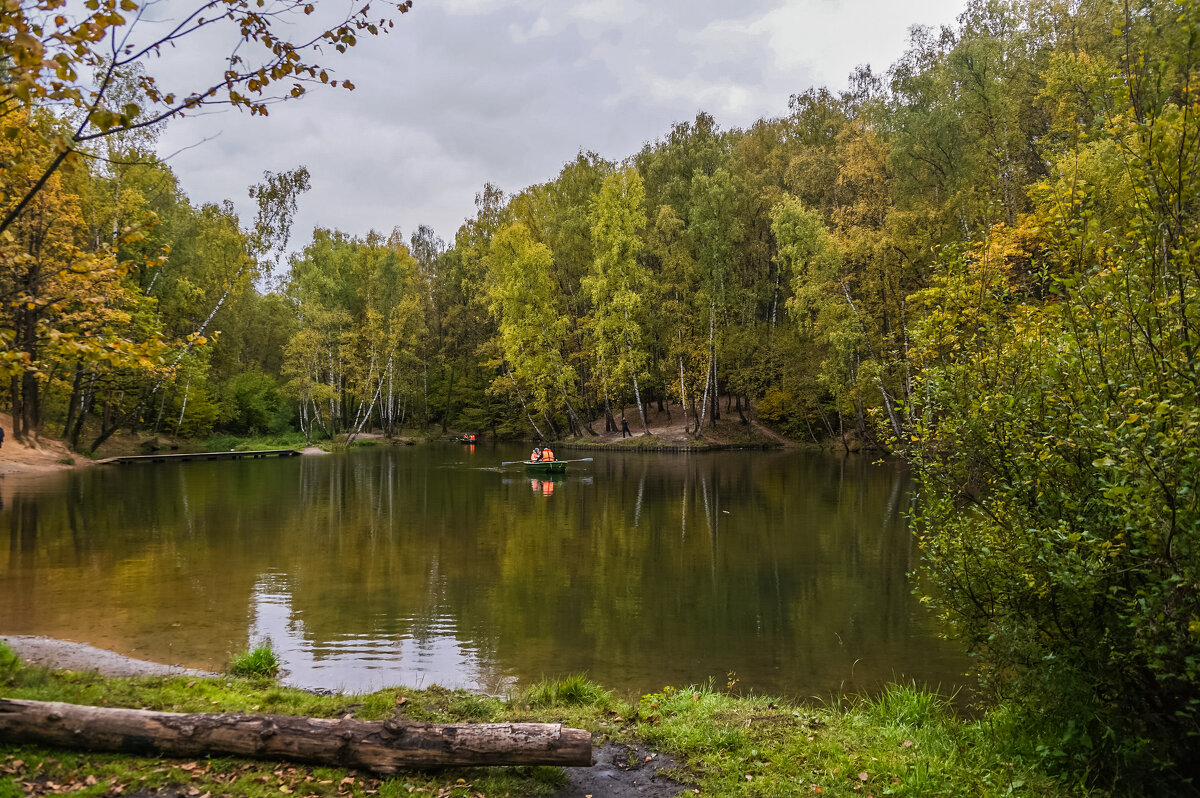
[1,635,218,679]
[0,414,86,476]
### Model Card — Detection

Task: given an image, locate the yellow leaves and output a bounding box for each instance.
[11,31,44,65]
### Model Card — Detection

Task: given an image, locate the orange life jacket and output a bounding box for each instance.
[541,448,554,462]
[530,450,540,462]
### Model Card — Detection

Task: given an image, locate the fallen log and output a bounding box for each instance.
[0,699,592,773]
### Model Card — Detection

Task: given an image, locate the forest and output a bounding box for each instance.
[0,0,1139,452]
[4,0,1200,788]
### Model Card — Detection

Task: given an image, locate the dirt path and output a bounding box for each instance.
[751,420,791,446]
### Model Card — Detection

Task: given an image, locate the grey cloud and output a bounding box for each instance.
[154,0,959,251]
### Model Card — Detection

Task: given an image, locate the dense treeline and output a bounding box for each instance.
[5,0,1200,787]
[0,0,1121,451]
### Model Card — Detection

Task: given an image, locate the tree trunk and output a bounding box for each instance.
[631,372,649,434]
[20,368,39,440]
[0,699,591,774]
[678,356,690,434]
[175,376,190,435]
[17,307,40,439]
[560,386,595,436]
[709,357,720,424]
[69,372,95,451]
[603,393,617,433]
[814,400,836,442]
[10,374,23,441]
[63,365,83,441]
[441,363,454,433]
[505,365,543,439]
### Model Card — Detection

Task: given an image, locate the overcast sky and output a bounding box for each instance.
[154,0,964,255]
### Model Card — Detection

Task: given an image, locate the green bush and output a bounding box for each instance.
[220,371,293,435]
[755,387,804,438]
[909,104,1200,787]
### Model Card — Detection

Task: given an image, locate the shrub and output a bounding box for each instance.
[220,371,292,435]
[909,124,1200,786]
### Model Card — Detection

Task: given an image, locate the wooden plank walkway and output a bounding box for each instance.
[97,449,301,465]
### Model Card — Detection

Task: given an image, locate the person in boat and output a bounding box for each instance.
[530,446,542,463]
[541,446,555,462]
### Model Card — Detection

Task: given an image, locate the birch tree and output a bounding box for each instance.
[585,167,651,433]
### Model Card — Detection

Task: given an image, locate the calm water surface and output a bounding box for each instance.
[0,445,966,697]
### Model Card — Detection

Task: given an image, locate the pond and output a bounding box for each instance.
[0,444,967,699]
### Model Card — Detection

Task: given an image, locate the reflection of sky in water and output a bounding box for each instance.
[248,573,504,695]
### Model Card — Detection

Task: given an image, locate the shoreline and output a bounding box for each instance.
[0,635,218,679]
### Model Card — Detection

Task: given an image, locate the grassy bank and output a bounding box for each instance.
[0,644,1090,798]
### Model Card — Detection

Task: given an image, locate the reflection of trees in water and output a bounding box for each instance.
[9,494,38,561]
[0,449,963,697]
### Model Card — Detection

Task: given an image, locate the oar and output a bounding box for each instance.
[500,460,529,466]
[562,457,593,463]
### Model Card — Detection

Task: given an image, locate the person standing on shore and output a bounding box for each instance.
[620,418,631,438]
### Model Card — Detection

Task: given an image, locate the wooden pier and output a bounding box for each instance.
[98,449,301,465]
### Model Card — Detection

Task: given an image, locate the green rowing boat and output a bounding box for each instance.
[523,460,567,474]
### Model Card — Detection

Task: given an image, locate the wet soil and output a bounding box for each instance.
[555,741,691,797]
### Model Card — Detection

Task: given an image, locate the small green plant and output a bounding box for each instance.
[56,457,75,465]
[725,670,739,694]
[228,643,280,679]
[864,681,948,728]
[521,673,612,709]
[0,641,21,681]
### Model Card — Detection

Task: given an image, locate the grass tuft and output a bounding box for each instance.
[521,673,612,710]
[0,641,20,681]
[228,643,280,679]
[863,680,950,728]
